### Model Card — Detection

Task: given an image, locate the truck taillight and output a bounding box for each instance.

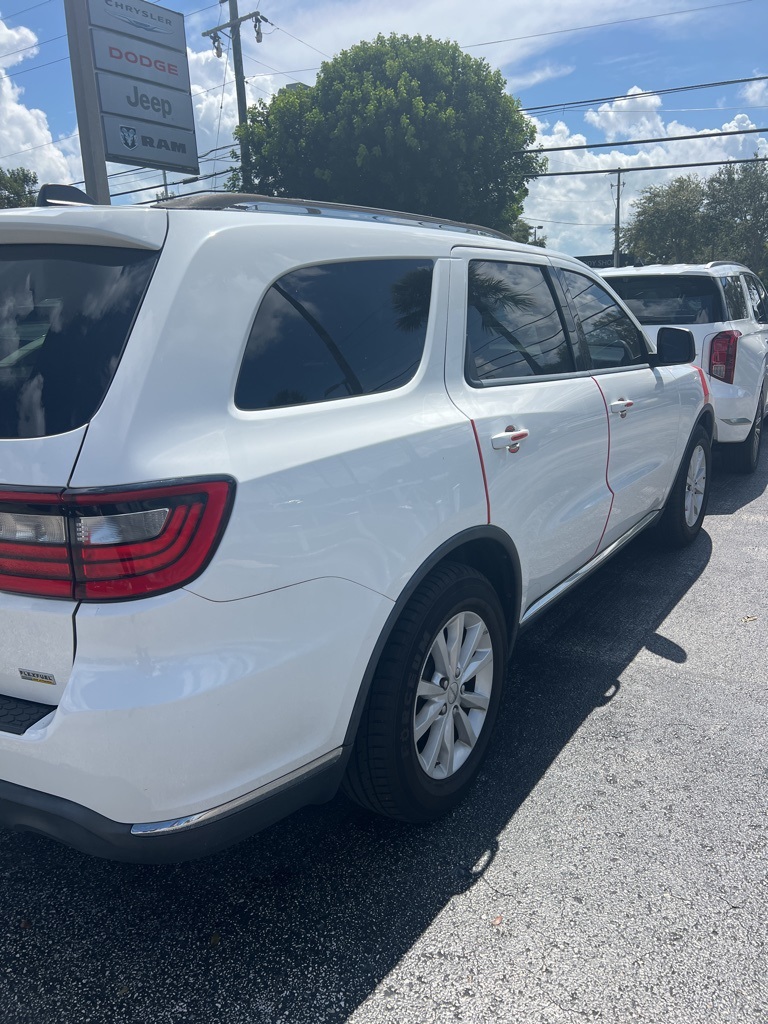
[0,479,234,601]
[709,330,740,385]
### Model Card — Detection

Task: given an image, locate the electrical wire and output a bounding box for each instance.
[267,22,331,59]
[4,53,68,79]
[463,0,753,49]
[525,124,768,155]
[536,155,768,177]
[0,131,78,163]
[1,0,54,22]
[522,75,768,115]
[0,33,64,61]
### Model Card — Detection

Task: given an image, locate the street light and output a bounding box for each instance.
[533,224,544,243]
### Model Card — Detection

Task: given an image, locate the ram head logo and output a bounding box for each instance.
[119,125,137,150]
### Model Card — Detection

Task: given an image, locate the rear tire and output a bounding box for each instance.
[657,425,711,547]
[344,562,508,823]
[725,388,764,475]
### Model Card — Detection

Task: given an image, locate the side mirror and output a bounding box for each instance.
[649,327,695,366]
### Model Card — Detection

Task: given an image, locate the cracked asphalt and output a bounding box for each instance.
[1,449,766,1024]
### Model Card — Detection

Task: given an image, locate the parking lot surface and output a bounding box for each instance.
[1,452,766,1024]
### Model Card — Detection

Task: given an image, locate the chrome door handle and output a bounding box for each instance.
[491,426,529,453]
[609,398,634,418]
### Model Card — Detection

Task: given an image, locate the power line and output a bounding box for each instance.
[2,0,54,21]
[4,54,69,79]
[527,124,768,155]
[535,155,768,178]
[522,75,768,115]
[463,0,753,50]
[268,22,331,59]
[0,131,78,163]
[0,33,65,61]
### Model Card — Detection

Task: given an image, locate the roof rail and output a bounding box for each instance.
[150,191,512,241]
[707,259,749,270]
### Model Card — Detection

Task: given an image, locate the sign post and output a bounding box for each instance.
[65,0,199,203]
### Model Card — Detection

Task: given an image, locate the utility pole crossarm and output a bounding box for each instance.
[202,10,263,37]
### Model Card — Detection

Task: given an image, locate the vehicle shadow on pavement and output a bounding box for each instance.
[0,519,715,1024]
[708,443,768,514]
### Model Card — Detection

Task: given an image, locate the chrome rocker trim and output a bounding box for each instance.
[520,511,660,629]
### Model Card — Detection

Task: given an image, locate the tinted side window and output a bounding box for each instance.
[720,276,749,320]
[235,259,433,410]
[562,271,647,369]
[465,261,574,382]
[745,275,768,324]
[0,245,158,439]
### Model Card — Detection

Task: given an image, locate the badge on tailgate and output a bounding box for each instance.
[19,669,56,685]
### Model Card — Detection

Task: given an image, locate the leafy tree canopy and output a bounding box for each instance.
[231,33,545,234]
[0,166,38,209]
[621,159,768,280]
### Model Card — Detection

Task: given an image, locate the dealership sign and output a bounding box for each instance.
[66,0,198,186]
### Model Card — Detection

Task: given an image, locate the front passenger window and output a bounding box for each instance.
[562,271,647,369]
[745,275,768,324]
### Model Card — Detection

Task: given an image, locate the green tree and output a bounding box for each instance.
[703,160,768,280]
[621,159,768,279]
[0,166,38,208]
[231,34,545,234]
[620,175,707,264]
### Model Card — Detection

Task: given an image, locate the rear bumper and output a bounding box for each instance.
[708,377,759,443]
[0,579,391,857]
[0,751,345,862]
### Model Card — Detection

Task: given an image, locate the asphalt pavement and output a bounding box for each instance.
[1,448,766,1024]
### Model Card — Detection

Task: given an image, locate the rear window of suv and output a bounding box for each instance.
[235,259,433,410]
[606,274,724,325]
[0,244,157,439]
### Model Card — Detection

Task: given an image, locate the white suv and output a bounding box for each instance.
[0,193,712,861]
[602,263,768,473]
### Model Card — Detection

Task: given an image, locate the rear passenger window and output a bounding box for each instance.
[720,277,749,320]
[562,271,647,369]
[744,275,768,324]
[235,259,433,410]
[465,261,574,382]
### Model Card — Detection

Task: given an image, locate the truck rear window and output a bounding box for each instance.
[0,244,157,439]
[607,275,724,325]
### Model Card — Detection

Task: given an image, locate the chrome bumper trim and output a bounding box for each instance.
[130,747,344,837]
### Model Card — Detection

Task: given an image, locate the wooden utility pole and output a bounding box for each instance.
[203,2,264,192]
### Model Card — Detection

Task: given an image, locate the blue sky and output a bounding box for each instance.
[1,0,767,253]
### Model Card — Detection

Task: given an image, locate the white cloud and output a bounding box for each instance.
[0,19,80,184]
[740,76,768,104]
[585,86,665,141]
[524,92,768,256]
[506,64,574,92]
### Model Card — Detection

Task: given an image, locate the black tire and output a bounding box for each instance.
[657,425,711,547]
[725,388,764,475]
[344,562,508,823]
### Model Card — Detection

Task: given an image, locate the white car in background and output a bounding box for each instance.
[602,262,768,473]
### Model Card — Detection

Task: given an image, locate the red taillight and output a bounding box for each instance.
[709,330,740,385]
[0,479,234,601]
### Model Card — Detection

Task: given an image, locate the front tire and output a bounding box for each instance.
[344,562,508,823]
[657,425,711,547]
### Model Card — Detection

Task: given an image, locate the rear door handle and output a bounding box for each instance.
[491,427,529,453]
[609,399,634,418]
